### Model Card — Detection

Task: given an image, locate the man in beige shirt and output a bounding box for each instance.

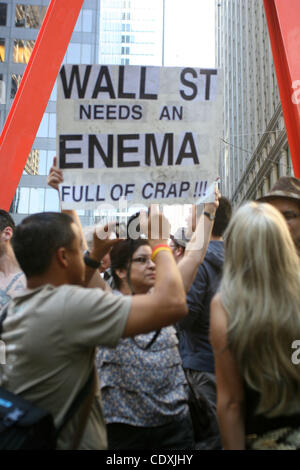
[0,210,187,449]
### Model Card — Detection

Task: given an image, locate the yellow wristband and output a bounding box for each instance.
[152,245,172,261]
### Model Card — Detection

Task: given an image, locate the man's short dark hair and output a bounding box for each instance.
[12,212,76,278]
[212,197,232,237]
[0,210,15,232]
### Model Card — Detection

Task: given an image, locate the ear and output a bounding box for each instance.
[55,247,69,269]
[2,227,13,241]
[175,246,184,258]
[115,268,127,282]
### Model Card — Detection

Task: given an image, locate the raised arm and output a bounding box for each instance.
[177,187,220,292]
[47,157,118,290]
[122,211,188,337]
[210,294,245,450]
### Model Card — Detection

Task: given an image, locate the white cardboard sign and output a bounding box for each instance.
[57,64,223,209]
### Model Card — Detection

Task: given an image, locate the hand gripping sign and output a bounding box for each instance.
[57,65,223,209]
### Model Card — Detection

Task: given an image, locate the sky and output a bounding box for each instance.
[164,0,216,68]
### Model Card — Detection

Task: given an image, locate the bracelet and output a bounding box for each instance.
[152,244,172,261]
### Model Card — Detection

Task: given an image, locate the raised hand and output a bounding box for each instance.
[47,156,63,191]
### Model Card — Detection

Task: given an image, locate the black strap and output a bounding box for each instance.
[132,329,161,350]
[55,367,95,438]
[0,304,8,338]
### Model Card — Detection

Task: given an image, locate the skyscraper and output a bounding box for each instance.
[216,0,293,205]
[0,0,100,224]
[99,0,163,67]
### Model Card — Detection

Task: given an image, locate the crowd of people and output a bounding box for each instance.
[0,163,300,450]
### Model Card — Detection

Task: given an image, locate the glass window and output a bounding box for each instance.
[24,40,35,63]
[11,74,22,99]
[50,81,57,101]
[13,39,35,63]
[45,188,59,212]
[81,44,92,63]
[14,39,24,62]
[38,150,47,175]
[26,5,40,29]
[67,43,81,63]
[48,114,56,138]
[0,3,7,26]
[15,4,26,27]
[36,113,49,137]
[82,10,92,33]
[15,5,45,28]
[40,5,47,25]
[15,187,30,214]
[74,11,82,32]
[121,46,129,55]
[29,188,44,213]
[0,38,5,62]
[0,73,5,105]
[47,151,56,174]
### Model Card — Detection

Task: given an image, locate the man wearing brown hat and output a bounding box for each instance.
[258,176,300,256]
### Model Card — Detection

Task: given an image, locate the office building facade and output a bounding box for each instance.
[99,0,163,66]
[0,0,100,223]
[216,0,293,206]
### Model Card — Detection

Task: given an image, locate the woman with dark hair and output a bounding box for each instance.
[96,237,194,450]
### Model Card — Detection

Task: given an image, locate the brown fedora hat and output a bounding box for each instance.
[257,176,300,204]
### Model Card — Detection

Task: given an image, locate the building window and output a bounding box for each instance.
[0,3,7,26]
[82,9,92,33]
[15,4,47,28]
[81,44,92,63]
[24,149,40,175]
[74,9,92,33]
[0,38,5,62]
[66,43,81,63]
[45,188,59,212]
[10,74,22,99]
[13,39,35,63]
[121,46,130,55]
[0,73,5,105]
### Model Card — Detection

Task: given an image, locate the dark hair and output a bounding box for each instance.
[0,210,15,232]
[212,196,232,237]
[12,212,75,278]
[110,238,150,290]
[171,240,185,255]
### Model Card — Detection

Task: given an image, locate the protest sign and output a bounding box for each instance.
[57,64,223,209]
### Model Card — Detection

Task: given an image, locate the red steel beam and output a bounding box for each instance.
[264,0,300,178]
[0,0,84,210]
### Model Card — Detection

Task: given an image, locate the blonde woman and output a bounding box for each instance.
[210,202,300,450]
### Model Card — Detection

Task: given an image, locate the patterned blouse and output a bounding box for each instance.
[96,324,189,427]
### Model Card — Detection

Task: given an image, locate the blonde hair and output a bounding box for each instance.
[220,202,300,417]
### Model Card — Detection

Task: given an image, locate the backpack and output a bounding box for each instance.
[0,305,95,450]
